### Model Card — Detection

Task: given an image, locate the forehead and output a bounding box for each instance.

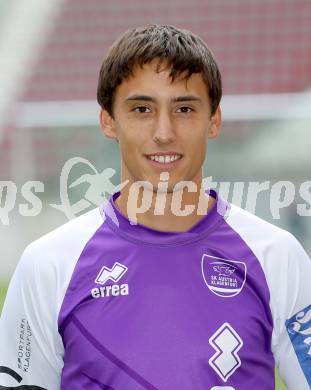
[115,59,209,100]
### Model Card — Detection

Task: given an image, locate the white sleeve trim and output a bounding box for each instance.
[226,204,311,390]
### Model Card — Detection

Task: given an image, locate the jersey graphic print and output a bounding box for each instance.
[209,322,243,382]
[201,254,247,298]
[286,303,311,386]
[0,366,46,389]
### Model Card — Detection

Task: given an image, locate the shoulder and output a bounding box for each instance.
[11,207,106,320]
[225,202,297,254]
[226,202,311,319]
[224,202,307,286]
[17,207,105,296]
[225,203,310,305]
[23,206,104,263]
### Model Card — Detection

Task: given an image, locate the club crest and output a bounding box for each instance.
[201,254,247,298]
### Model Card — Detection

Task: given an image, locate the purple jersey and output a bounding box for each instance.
[1,190,311,389]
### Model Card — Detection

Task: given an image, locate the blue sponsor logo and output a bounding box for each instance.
[286,304,311,386]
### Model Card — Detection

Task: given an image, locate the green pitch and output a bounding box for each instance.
[0,283,287,389]
[276,371,286,389]
[0,283,8,315]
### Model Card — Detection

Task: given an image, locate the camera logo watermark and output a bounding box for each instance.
[49,157,128,219]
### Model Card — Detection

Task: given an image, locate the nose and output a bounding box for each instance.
[152,111,175,145]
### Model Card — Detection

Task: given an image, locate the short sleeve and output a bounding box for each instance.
[272,233,311,389]
[0,245,64,389]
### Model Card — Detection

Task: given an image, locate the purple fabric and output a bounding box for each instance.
[58,190,274,389]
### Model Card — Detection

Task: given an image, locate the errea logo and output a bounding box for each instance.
[91,262,129,299]
[95,262,127,284]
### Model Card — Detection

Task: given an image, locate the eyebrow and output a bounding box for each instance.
[125,95,202,103]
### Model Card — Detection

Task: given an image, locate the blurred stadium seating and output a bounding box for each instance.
[21,0,311,100]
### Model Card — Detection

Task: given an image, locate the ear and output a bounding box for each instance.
[99,108,117,140]
[207,105,221,139]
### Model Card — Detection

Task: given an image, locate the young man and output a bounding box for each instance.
[0,24,310,390]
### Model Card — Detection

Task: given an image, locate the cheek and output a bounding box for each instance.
[183,133,208,167]
[116,118,148,142]
[118,133,145,165]
[183,129,208,151]
[114,123,136,149]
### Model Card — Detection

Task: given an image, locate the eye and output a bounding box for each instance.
[132,106,151,113]
[176,106,193,113]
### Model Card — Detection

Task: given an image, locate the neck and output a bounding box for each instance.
[114,182,215,232]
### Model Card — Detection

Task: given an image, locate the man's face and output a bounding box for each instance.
[100,59,221,192]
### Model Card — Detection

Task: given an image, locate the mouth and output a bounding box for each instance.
[144,152,183,168]
[145,152,183,171]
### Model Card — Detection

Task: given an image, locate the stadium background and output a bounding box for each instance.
[1,1,311,388]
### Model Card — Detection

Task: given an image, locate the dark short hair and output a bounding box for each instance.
[97,24,222,116]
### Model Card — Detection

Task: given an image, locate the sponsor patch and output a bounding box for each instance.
[17,318,32,373]
[286,303,311,386]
